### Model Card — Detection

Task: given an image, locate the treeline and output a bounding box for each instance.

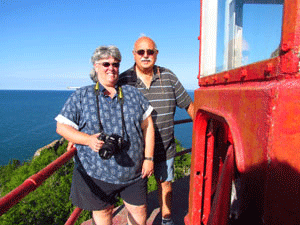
[0,140,191,225]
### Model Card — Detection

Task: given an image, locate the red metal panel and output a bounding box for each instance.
[263,79,300,224]
[280,0,300,74]
[193,81,274,172]
[199,57,280,87]
[207,145,234,225]
[202,124,215,224]
[268,79,300,169]
[185,112,209,225]
[187,0,300,224]
[189,70,300,224]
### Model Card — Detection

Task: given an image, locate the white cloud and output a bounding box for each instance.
[242,39,250,51]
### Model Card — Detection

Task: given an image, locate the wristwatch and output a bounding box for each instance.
[144,157,154,161]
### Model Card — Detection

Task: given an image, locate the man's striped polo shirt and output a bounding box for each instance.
[119,65,192,162]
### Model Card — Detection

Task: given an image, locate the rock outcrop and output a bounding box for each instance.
[33,138,65,157]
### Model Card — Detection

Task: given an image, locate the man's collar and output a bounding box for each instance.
[133,64,160,80]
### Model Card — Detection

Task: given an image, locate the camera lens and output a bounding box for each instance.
[98,133,122,160]
[99,142,116,160]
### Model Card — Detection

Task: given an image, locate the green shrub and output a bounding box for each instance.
[174,139,191,180]
[0,141,84,225]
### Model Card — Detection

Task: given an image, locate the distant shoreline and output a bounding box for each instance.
[33,138,65,158]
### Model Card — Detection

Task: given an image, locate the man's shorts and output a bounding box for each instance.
[154,157,175,182]
[70,167,147,211]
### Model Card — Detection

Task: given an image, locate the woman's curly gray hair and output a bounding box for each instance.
[90,45,122,83]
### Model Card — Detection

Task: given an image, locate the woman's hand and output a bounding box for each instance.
[66,134,104,152]
[88,133,104,152]
[66,142,74,151]
[142,159,154,178]
[56,123,105,153]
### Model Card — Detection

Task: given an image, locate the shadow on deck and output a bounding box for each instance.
[82,175,190,225]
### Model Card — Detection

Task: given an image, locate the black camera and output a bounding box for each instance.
[98,133,123,160]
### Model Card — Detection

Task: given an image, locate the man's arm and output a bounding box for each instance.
[56,122,103,152]
[140,115,155,178]
[186,102,195,120]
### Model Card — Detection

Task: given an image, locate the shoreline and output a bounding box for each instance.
[33,138,66,158]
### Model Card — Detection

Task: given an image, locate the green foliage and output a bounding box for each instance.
[0,139,191,224]
[0,141,88,225]
[147,175,158,192]
[174,139,191,180]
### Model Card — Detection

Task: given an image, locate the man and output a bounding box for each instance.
[57,45,154,225]
[119,37,194,225]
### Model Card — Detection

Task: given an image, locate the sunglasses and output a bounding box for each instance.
[136,49,156,56]
[99,62,120,68]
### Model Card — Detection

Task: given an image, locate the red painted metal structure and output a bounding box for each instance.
[185,0,300,224]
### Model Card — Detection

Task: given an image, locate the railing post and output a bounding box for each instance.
[65,207,83,225]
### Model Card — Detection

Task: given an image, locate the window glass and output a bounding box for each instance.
[201,0,283,77]
[242,4,283,64]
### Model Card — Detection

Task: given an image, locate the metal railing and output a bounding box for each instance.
[0,118,193,224]
[0,147,77,216]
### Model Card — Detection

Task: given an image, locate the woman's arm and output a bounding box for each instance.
[56,122,103,152]
[140,115,155,178]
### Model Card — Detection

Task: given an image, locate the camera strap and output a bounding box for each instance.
[94,83,128,140]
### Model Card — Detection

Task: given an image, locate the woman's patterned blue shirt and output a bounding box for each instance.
[55,84,153,184]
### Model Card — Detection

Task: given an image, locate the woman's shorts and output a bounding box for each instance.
[70,168,148,211]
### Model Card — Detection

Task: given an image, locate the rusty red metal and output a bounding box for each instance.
[0,147,76,216]
[202,125,214,224]
[186,0,300,224]
[199,57,280,86]
[207,145,234,225]
[65,207,83,225]
[184,112,209,225]
[280,0,300,74]
[188,76,300,224]
[185,115,233,224]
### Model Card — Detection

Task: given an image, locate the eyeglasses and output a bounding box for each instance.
[102,62,120,68]
[135,49,156,56]
[97,62,120,68]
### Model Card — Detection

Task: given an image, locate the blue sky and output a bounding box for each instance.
[0,0,200,90]
[1,1,284,91]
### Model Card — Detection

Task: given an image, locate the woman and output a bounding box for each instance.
[55,45,155,225]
